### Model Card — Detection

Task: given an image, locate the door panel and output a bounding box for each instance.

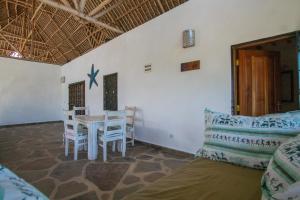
[238,50,279,116]
[103,73,118,111]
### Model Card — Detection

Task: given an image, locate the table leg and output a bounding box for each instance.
[88,123,98,160]
[93,123,98,159]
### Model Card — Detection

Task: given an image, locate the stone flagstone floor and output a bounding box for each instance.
[0,123,193,200]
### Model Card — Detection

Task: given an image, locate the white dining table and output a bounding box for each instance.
[75,115,105,160]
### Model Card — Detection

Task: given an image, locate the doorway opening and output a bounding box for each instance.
[103,73,118,111]
[231,31,300,116]
[68,81,85,114]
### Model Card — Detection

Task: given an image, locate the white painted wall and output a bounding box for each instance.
[61,0,300,154]
[0,57,62,126]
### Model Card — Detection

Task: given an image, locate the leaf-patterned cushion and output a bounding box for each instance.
[261,136,300,200]
[0,164,48,200]
[196,109,300,169]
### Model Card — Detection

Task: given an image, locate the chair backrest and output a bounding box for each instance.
[125,106,137,126]
[64,110,77,134]
[73,106,89,116]
[104,110,126,137]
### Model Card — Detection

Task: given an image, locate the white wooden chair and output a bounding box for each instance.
[98,110,126,162]
[73,106,89,133]
[73,106,89,115]
[125,106,137,146]
[64,110,88,160]
[63,107,89,144]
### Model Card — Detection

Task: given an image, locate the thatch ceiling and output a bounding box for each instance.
[0,0,187,65]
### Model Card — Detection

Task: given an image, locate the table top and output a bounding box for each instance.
[75,115,105,123]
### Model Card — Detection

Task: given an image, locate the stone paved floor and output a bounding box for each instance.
[0,123,193,200]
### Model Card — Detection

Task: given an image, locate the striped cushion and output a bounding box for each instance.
[196,109,300,169]
[261,136,300,200]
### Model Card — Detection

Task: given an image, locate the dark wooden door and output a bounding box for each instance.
[103,73,118,111]
[238,50,280,116]
[68,81,85,114]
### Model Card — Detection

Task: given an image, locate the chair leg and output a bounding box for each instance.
[112,141,116,152]
[65,138,69,156]
[103,141,107,162]
[131,129,135,146]
[122,137,126,157]
[84,141,88,151]
[74,140,78,160]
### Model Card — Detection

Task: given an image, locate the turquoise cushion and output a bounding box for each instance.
[261,136,300,200]
[196,109,300,169]
[0,165,48,200]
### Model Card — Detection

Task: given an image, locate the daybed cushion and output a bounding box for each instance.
[197,109,300,169]
[0,164,48,200]
[125,158,263,200]
[261,136,300,200]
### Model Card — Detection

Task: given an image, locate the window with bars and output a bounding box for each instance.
[68,81,85,115]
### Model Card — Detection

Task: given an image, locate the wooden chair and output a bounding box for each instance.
[64,110,88,160]
[125,106,137,146]
[73,106,89,134]
[62,107,89,144]
[98,110,126,162]
[73,106,89,115]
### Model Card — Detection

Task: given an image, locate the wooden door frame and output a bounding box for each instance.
[231,31,299,115]
[103,72,118,111]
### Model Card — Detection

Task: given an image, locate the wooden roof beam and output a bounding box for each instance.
[93,0,126,19]
[20,3,44,53]
[1,32,49,47]
[156,0,165,13]
[0,11,26,56]
[35,23,68,62]
[72,0,79,10]
[79,0,87,12]
[60,0,71,7]
[0,32,22,55]
[89,0,112,16]
[38,0,123,33]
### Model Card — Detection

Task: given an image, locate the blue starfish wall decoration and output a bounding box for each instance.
[87,64,99,89]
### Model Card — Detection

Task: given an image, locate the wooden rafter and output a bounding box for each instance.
[60,0,71,7]
[0,32,22,55]
[0,0,187,65]
[35,23,68,63]
[156,0,165,13]
[38,0,124,34]
[72,0,79,10]
[20,3,44,53]
[93,0,126,19]
[79,0,87,12]
[89,0,112,16]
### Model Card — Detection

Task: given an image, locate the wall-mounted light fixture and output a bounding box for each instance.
[183,29,195,48]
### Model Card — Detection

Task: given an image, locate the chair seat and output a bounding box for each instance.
[98,126,121,132]
[78,124,88,132]
[98,130,123,141]
[65,131,87,139]
[127,123,133,128]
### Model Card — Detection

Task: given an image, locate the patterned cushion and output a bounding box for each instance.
[265,110,300,118]
[196,109,300,169]
[0,165,48,199]
[261,136,300,200]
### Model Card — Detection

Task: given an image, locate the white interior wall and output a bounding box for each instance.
[0,57,62,126]
[61,0,300,154]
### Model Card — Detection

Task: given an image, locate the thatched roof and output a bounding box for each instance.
[0,0,187,65]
